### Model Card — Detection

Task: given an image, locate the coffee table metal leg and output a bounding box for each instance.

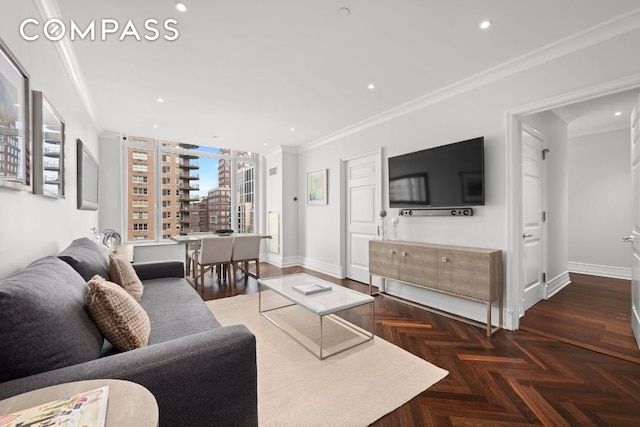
[320,315,324,360]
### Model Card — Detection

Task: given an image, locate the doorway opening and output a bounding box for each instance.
[506,75,640,331]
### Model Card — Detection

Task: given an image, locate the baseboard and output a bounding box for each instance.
[545,271,571,298]
[263,254,302,268]
[300,257,344,279]
[567,262,631,280]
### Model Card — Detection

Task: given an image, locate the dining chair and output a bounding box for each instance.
[231,234,261,283]
[186,231,211,276]
[190,237,234,290]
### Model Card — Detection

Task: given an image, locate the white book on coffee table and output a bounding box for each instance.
[292,282,332,295]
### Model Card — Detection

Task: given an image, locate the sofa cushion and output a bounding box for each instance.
[58,237,110,281]
[109,252,143,300]
[86,275,151,351]
[139,277,220,345]
[0,257,104,383]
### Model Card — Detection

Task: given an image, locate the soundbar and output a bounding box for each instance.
[399,208,474,217]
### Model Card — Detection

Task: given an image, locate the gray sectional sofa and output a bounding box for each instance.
[0,237,258,426]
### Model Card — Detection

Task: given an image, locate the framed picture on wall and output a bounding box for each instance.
[33,91,65,198]
[307,169,327,205]
[77,139,99,210]
[0,36,30,191]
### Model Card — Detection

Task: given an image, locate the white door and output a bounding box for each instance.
[629,96,640,349]
[522,125,546,312]
[345,152,382,283]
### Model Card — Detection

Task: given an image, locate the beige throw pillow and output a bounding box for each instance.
[109,252,143,301]
[86,275,151,351]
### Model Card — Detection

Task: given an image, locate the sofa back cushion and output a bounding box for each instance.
[58,237,110,281]
[0,257,104,383]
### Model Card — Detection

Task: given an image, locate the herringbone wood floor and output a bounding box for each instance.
[197,264,640,426]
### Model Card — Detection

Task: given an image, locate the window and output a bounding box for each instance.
[124,137,256,242]
[132,151,148,160]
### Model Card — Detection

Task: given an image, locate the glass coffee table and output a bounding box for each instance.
[258,274,375,360]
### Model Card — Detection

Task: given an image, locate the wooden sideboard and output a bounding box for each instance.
[369,239,503,336]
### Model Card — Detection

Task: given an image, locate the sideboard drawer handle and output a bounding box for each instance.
[441,257,448,263]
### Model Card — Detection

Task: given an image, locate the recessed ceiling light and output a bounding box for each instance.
[290,127,296,132]
[615,111,622,116]
[153,124,159,128]
[263,143,268,146]
[175,2,187,12]
[367,83,376,90]
[157,97,164,103]
[337,7,350,17]
[480,20,491,30]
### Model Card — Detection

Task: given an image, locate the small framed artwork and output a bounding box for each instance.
[0,37,30,191]
[77,138,99,210]
[33,91,65,198]
[307,169,327,205]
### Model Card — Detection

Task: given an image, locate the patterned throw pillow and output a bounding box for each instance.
[109,252,143,301]
[86,275,150,351]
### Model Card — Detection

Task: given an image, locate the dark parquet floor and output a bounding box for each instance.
[197,264,640,426]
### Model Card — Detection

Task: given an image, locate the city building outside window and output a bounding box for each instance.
[124,137,256,242]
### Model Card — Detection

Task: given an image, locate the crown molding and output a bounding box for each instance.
[299,7,640,153]
[569,121,629,139]
[34,0,102,132]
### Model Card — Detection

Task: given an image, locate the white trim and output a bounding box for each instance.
[509,74,640,115]
[34,0,101,131]
[299,9,640,153]
[300,257,344,279]
[568,262,632,280]
[569,122,629,139]
[545,271,571,298]
[505,115,523,330]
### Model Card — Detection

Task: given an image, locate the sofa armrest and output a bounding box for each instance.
[0,325,257,427]
[133,261,184,280]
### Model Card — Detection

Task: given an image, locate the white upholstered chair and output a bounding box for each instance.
[231,235,261,282]
[186,231,211,276]
[190,237,234,289]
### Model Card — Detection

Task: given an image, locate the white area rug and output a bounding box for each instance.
[207,291,448,427]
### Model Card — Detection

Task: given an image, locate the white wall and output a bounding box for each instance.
[568,128,632,278]
[0,3,100,278]
[286,26,640,326]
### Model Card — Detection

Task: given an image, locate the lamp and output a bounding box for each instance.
[101,229,122,248]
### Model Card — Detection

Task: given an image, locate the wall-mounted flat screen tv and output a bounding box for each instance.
[388,137,484,208]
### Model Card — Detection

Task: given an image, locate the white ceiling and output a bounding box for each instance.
[52,0,640,153]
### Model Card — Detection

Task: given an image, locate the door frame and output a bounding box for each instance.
[505,74,640,330]
[340,149,383,280]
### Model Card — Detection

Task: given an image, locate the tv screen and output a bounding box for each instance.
[388,137,484,208]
